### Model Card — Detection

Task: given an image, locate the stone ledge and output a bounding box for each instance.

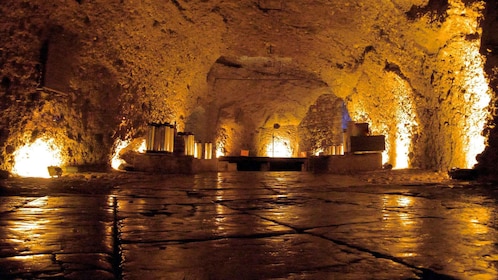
[308,153,382,174]
[122,152,217,174]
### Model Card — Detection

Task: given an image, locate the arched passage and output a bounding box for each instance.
[199,56,336,157]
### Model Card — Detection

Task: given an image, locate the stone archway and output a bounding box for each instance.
[200,56,336,157]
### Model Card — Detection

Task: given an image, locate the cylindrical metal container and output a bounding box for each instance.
[167,124,175,153]
[187,134,195,156]
[183,132,195,156]
[164,124,170,152]
[338,144,344,155]
[157,124,166,152]
[146,123,155,151]
[153,123,161,151]
[204,142,213,159]
[195,142,203,159]
[170,125,177,153]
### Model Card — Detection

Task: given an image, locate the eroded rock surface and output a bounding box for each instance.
[0,0,497,174]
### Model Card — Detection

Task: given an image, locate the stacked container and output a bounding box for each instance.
[146,124,213,159]
[146,123,176,152]
[184,133,195,156]
[195,142,203,159]
[204,142,213,159]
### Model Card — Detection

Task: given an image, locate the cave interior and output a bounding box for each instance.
[1,0,498,179]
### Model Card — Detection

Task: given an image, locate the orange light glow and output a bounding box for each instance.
[12,138,63,178]
[138,139,146,153]
[393,75,419,169]
[266,137,292,157]
[314,148,323,156]
[397,196,412,208]
[382,195,416,228]
[348,72,419,169]
[111,139,131,170]
[111,138,148,170]
[460,43,491,168]
[216,142,225,158]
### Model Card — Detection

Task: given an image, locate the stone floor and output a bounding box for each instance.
[0,170,497,280]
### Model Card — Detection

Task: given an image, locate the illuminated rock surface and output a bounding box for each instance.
[0,0,497,175]
[0,171,497,279]
[1,3,497,279]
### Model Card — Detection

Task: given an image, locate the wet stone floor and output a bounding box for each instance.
[0,170,497,280]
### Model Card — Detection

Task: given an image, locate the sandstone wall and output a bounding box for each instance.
[476,0,498,180]
[0,0,496,174]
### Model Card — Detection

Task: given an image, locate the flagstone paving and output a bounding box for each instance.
[0,171,497,279]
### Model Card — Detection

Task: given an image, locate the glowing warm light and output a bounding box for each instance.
[138,139,146,153]
[382,195,416,228]
[397,197,412,208]
[348,75,419,169]
[393,75,419,169]
[24,196,48,210]
[460,43,491,168]
[111,139,131,170]
[12,138,63,178]
[216,142,225,158]
[266,137,292,157]
[455,202,491,236]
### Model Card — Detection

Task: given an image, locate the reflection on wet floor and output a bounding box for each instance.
[0,172,497,279]
[0,194,115,279]
[377,192,498,278]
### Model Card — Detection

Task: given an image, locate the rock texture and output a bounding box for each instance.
[0,0,496,174]
[476,0,498,180]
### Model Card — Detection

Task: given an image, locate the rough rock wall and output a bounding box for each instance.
[299,94,344,155]
[342,0,491,169]
[476,0,498,180]
[0,0,224,169]
[0,0,496,173]
[206,56,328,156]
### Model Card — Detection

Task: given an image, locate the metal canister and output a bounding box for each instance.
[146,123,156,151]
